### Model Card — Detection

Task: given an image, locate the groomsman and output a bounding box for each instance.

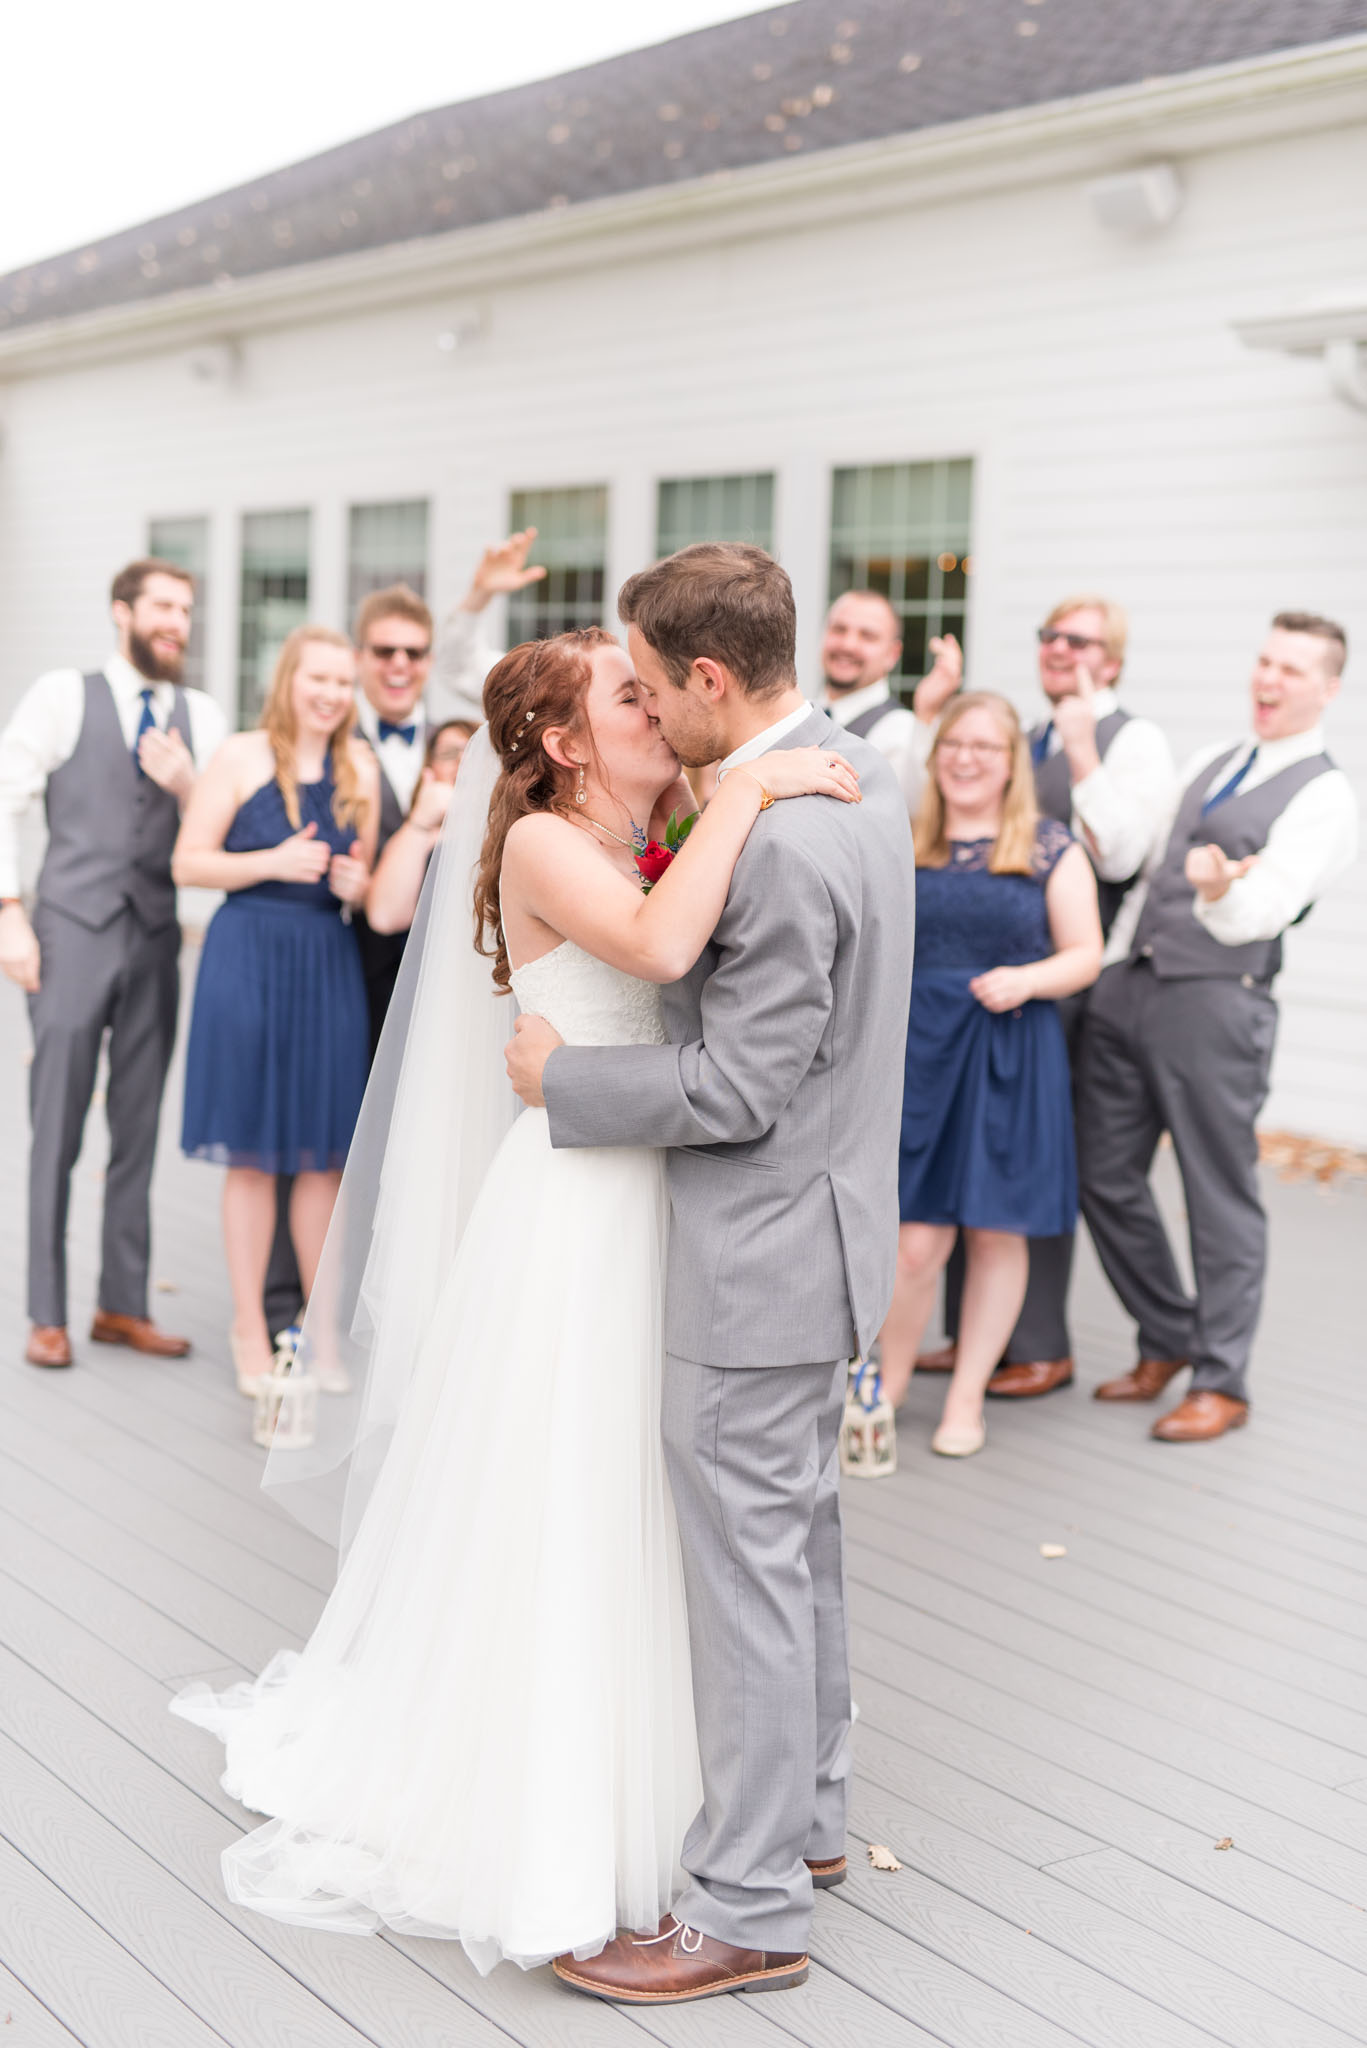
[0,559,226,1368]
[816,590,961,811]
[1078,612,1357,1441]
[928,596,1175,1394]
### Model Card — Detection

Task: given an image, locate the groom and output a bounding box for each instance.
[506,544,915,2003]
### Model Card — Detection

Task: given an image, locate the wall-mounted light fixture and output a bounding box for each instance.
[1086,162,1184,236]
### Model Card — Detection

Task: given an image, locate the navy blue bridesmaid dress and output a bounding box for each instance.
[182,766,368,1173]
[899,819,1077,1235]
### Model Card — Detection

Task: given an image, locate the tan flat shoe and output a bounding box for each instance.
[931,1419,986,1458]
[230,1332,273,1397]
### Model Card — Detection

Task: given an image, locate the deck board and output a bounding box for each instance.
[2,966,1365,2046]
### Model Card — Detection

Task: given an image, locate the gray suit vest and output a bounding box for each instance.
[1030,708,1135,936]
[1130,745,1333,985]
[37,673,191,935]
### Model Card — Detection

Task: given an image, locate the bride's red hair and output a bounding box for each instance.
[473,628,617,993]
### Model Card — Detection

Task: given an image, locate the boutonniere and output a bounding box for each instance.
[636,807,698,891]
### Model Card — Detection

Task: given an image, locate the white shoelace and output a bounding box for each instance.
[633,1920,703,1954]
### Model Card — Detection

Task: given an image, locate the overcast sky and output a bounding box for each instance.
[4,0,778,275]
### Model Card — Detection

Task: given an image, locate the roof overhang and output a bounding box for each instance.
[2,32,1365,383]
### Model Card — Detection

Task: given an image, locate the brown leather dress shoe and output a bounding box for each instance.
[1151,1390,1248,1442]
[89,1312,190,1358]
[26,1325,72,1368]
[553,1916,807,2003]
[806,1854,847,1889]
[986,1358,1074,1398]
[915,1342,956,1372]
[1092,1357,1186,1402]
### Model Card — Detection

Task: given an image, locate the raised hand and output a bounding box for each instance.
[461,529,550,613]
[137,725,196,801]
[272,821,332,885]
[408,769,454,835]
[1185,843,1258,903]
[328,839,370,906]
[911,632,963,723]
[742,746,862,804]
[0,902,41,992]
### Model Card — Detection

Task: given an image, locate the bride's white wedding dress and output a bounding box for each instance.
[173,941,700,1974]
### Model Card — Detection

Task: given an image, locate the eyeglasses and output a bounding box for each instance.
[938,739,1010,759]
[1038,627,1104,652]
[366,642,432,663]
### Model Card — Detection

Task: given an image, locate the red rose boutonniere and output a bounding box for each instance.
[636,806,698,891]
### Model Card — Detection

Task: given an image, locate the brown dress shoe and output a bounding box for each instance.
[89,1312,190,1358]
[1151,1390,1248,1443]
[553,1916,807,2003]
[26,1325,72,1368]
[806,1854,847,1889]
[986,1357,1074,1398]
[915,1342,956,1373]
[1092,1357,1186,1402]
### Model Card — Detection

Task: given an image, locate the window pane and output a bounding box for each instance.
[239,510,310,727]
[348,500,429,624]
[656,472,775,557]
[829,460,974,692]
[147,516,209,692]
[507,487,608,641]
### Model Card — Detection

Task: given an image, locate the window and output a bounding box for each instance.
[238,510,310,727]
[147,515,209,691]
[507,486,608,642]
[347,500,429,623]
[829,459,973,690]
[656,473,775,556]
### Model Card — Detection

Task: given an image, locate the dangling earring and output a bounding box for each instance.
[575,762,587,805]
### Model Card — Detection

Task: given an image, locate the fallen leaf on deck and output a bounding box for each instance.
[867,1843,902,1872]
[1214,1837,1234,1851]
[1039,1543,1067,1559]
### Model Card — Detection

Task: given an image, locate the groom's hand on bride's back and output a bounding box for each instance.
[506,1013,565,1107]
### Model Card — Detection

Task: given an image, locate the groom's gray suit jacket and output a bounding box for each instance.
[544,709,915,1367]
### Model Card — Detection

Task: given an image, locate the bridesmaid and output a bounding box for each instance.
[174,627,379,1393]
[879,691,1102,1455]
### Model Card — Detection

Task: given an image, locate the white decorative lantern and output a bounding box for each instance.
[252,1325,319,1450]
[839,1356,897,1478]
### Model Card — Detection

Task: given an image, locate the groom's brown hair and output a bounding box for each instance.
[618,543,797,699]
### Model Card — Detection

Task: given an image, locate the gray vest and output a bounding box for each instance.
[844,692,899,743]
[1130,745,1333,985]
[1030,707,1135,937]
[37,673,191,935]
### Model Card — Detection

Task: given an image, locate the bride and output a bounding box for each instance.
[172,625,858,1974]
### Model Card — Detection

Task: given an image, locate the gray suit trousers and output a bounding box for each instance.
[662,1355,851,1953]
[27,905,180,1327]
[1076,962,1276,1403]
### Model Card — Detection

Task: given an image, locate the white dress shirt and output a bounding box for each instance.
[0,652,228,899]
[429,608,500,724]
[716,702,817,781]
[1105,723,1358,964]
[820,678,935,814]
[1033,688,1177,884]
[354,696,428,813]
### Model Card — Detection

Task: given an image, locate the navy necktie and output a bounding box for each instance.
[132,688,157,772]
[378,720,418,745]
[1031,721,1054,766]
[1201,747,1257,816]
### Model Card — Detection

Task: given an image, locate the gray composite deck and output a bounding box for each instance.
[1,965,1365,2048]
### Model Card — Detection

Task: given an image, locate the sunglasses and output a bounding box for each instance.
[367,642,432,663]
[1037,627,1104,652]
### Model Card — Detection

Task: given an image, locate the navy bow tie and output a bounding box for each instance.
[378,720,418,745]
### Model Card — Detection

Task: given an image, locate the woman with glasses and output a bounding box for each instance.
[878,692,1102,1454]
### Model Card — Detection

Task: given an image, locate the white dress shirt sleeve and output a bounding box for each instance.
[185,690,229,769]
[1194,768,1359,946]
[0,669,85,899]
[430,608,502,721]
[1069,715,1177,883]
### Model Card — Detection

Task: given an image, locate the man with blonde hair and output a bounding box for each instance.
[925,591,1175,1396]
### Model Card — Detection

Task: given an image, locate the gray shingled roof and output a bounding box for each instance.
[4,0,1364,335]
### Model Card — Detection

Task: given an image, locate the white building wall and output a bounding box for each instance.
[0,105,1363,1138]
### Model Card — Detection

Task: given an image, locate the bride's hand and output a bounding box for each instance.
[739,747,862,805]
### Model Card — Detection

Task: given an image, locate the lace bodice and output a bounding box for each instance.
[509,941,667,1047]
[914,820,1074,973]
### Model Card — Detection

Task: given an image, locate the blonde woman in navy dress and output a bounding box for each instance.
[175,628,378,1393]
[879,692,1103,1455]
